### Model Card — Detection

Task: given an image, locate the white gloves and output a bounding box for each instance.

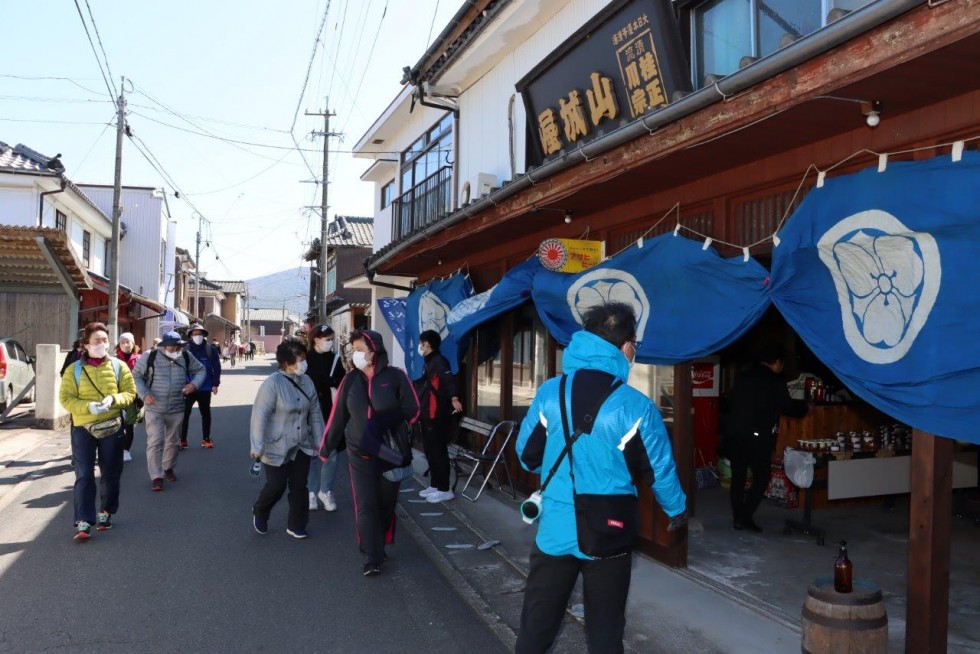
[88,402,108,416]
[101,396,114,408]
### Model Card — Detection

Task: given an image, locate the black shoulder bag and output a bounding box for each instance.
[364,377,413,471]
[556,374,639,559]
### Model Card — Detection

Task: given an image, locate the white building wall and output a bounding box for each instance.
[456,0,599,190]
[80,186,166,301]
[0,180,38,226]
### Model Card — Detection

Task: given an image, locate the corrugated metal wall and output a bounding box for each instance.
[458,0,596,193]
[81,187,165,301]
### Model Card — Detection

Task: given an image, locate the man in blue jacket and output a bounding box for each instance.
[180,323,222,449]
[514,302,687,654]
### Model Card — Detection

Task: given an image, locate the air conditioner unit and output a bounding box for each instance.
[459,173,498,206]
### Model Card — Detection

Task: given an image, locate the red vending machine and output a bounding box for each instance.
[692,358,721,466]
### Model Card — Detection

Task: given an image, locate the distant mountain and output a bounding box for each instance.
[245,266,311,317]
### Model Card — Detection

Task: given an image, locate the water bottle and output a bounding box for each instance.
[250,460,262,477]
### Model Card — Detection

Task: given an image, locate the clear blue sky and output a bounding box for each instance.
[0,0,457,295]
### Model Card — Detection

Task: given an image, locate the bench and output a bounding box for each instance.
[447,417,517,502]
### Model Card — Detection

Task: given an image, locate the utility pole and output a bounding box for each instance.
[305,99,340,324]
[193,213,203,321]
[107,77,126,343]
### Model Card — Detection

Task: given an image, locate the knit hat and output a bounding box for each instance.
[118,332,135,344]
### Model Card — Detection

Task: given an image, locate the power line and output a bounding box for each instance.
[0,116,112,125]
[70,113,116,178]
[183,150,298,196]
[130,110,318,154]
[72,0,115,100]
[340,0,388,134]
[0,74,105,96]
[84,0,117,97]
[0,94,110,104]
[290,1,333,179]
[326,0,351,102]
[126,102,291,134]
[426,0,441,49]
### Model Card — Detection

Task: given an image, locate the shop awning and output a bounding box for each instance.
[87,274,166,314]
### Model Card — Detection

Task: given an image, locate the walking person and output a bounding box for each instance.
[114,332,141,462]
[723,343,808,532]
[414,330,463,504]
[514,303,687,653]
[228,341,238,368]
[59,322,137,541]
[305,325,346,512]
[249,339,325,539]
[132,331,205,492]
[181,323,222,450]
[320,329,419,576]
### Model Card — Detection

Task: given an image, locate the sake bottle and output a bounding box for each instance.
[834,541,853,593]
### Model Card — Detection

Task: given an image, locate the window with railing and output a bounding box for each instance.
[393,113,454,240]
[688,0,876,87]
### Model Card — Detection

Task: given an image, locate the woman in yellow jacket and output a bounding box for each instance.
[59,322,137,541]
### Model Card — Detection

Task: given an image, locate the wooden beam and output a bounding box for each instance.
[906,430,954,654]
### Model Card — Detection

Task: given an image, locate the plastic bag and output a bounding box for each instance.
[783,447,816,488]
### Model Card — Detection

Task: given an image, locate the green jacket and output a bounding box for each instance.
[59,358,137,427]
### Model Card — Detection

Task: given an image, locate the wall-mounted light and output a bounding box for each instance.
[862,101,882,128]
[564,210,573,224]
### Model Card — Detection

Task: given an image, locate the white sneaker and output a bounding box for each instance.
[419,486,438,497]
[320,491,337,512]
[426,490,455,503]
[123,450,132,462]
[308,491,318,511]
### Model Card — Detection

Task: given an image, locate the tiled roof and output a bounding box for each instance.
[246,308,299,323]
[325,216,373,247]
[0,141,62,174]
[188,277,222,291]
[208,279,246,294]
[0,226,91,289]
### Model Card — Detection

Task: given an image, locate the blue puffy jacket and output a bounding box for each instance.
[515,330,686,559]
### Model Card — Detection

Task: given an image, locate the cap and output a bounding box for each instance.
[159,331,186,347]
[312,324,334,338]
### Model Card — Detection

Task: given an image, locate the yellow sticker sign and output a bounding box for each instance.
[538,239,605,273]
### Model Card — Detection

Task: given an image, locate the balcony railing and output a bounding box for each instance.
[392,166,452,241]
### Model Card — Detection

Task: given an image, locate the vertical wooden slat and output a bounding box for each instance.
[906,430,953,654]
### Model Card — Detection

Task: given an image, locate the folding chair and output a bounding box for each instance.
[458,418,517,502]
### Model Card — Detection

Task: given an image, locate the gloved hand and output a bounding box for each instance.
[100,396,114,408]
[88,402,108,415]
[667,512,688,532]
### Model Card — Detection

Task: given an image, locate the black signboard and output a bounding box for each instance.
[516,0,691,167]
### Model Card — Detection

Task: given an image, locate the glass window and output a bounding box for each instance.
[475,322,502,423]
[82,231,91,267]
[14,342,29,362]
[55,210,67,231]
[694,0,751,83]
[512,306,549,424]
[758,0,820,58]
[381,181,395,209]
[628,364,675,419]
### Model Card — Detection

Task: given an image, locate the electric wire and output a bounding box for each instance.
[290,1,333,179]
[326,0,351,103]
[72,0,116,100]
[83,0,117,97]
[0,75,104,97]
[70,114,115,178]
[426,0,441,49]
[339,0,388,135]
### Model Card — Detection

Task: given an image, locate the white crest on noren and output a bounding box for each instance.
[566,268,650,340]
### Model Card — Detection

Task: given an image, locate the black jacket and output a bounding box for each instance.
[413,351,457,422]
[321,362,419,459]
[726,363,808,449]
[305,349,345,420]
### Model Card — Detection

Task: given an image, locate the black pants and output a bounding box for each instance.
[421,417,451,491]
[253,451,311,531]
[348,454,400,565]
[122,423,135,452]
[729,436,774,523]
[516,543,632,654]
[181,391,212,442]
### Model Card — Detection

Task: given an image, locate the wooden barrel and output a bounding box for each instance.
[801,578,888,653]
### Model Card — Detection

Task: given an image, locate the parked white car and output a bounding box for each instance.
[0,338,35,413]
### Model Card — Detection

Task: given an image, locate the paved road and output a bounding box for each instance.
[0,357,507,653]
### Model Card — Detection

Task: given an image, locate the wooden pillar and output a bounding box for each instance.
[905,430,953,654]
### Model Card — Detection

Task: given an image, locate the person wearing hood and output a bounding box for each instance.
[115,332,141,462]
[320,329,419,576]
[59,322,137,541]
[414,329,463,504]
[249,339,324,539]
[514,302,687,654]
[181,323,222,450]
[132,331,206,492]
[304,324,346,512]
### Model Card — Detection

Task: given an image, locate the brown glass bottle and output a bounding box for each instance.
[834,541,853,593]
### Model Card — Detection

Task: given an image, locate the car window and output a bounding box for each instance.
[14,342,29,362]
[4,342,15,361]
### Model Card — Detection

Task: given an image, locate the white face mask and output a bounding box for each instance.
[164,349,183,360]
[191,335,205,345]
[293,360,308,375]
[352,351,371,370]
[315,339,333,354]
[417,345,426,357]
[87,343,109,359]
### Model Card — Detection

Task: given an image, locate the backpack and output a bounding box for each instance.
[73,358,122,388]
[146,349,192,387]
